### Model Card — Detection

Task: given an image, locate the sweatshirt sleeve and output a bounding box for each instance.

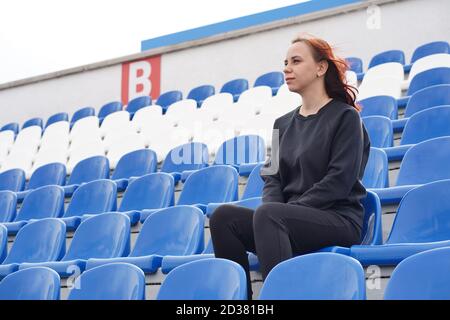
[260,119,285,203]
[290,109,364,209]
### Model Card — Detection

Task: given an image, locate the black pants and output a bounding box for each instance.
[209,202,362,300]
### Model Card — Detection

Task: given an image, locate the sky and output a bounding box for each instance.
[0,0,309,84]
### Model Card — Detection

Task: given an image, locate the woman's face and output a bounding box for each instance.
[284,41,324,93]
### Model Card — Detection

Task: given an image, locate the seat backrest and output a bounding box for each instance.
[401,105,450,145]
[214,135,266,166]
[363,62,404,84]
[187,85,215,107]
[220,78,249,102]
[161,142,209,174]
[3,218,66,264]
[0,191,17,223]
[396,136,450,186]
[22,117,43,130]
[358,95,398,120]
[360,190,383,246]
[70,107,95,126]
[0,168,26,192]
[67,156,110,185]
[112,149,157,180]
[98,101,122,119]
[178,165,239,206]
[119,173,174,212]
[362,116,393,148]
[384,247,450,300]
[405,84,450,118]
[407,67,450,96]
[131,205,204,257]
[27,162,67,190]
[156,90,183,113]
[259,253,366,300]
[411,41,450,63]
[254,72,284,95]
[0,225,7,263]
[16,185,65,222]
[362,148,389,189]
[0,267,60,300]
[45,112,69,128]
[408,53,450,81]
[242,164,264,199]
[369,50,405,68]
[67,263,145,300]
[0,122,19,135]
[387,179,450,244]
[63,212,130,261]
[64,179,117,218]
[157,258,247,300]
[346,57,363,74]
[126,95,152,114]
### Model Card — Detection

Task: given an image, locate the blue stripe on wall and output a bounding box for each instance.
[141,0,362,51]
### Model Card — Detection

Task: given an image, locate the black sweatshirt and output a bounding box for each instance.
[260,99,370,229]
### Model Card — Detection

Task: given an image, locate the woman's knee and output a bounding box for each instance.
[209,204,241,231]
[253,202,279,227]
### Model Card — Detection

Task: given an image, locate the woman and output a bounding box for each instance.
[209,35,370,300]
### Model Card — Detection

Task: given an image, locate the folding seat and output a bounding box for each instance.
[362,148,389,188]
[16,162,66,202]
[0,122,19,135]
[0,169,26,192]
[22,117,43,130]
[238,113,276,147]
[384,247,450,300]
[199,92,234,120]
[237,86,273,114]
[259,85,302,116]
[62,155,110,196]
[187,85,215,108]
[70,106,95,128]
[0,218,66,277]
[157,258,247,300]
[346,57,363,74]
[191,120,237,157]
[357,76,403,100]
[146,125,192,163]
[0,191,17,223]
[125,95,151,119]
[213,102,257,134]
[100,110,132,141]
[69,116,101,146]
[347,179,450,266]
[8,125,42,153]
[368,50,405,69]
[19,212,131,277]
[259,253,366,300]
[156,90,183,114]
[0,267,61,300]
[0,147,35,175]
[86,205,203,273]
[30,148,68,178]
[362,62,404,84]
[361,116,393,148]
[98,101,122,123]
[160,142,209,184]
[130,105,163,133]
[140,165,238,222]
[45,112,69,129]
[385,106,450,161]
[220,78,249,102]
[0,130,15,165]
[254,71,284,96]
[392,84,450,132]
[105,133,147,169]
[406,53,450,88]
[403,41,450,73]
[58,179,117,230]
[39,121,70,151]
[67,263,145,300]
[164,99,198,126]
[0,225,6,263]
[358,95,398,120]
[66,138,106,174]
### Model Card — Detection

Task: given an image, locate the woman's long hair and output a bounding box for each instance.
[292,35,360,111]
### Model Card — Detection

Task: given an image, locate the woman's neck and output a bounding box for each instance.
[299,86,332,116]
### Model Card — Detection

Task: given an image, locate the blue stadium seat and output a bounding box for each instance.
[368,50,405,69]
[254,71,284,96]
[112,149,157,191]
[187,85,215,108]
[0,192,16,224]
[16,162,66,202]
[220,78,249,102]
[98,101,122,123]
[70,106,95,128]
[385,106,450,161]
[157,258,247,300]
[45,112,69,128]
[0,122,19,135]
[2,185,65,234]
[362,116,393,148]
[346,57,363,74]
[63,156,110,197]
[22,117,43,130]
[350,179,450,266]
[359,95,398,120]
[206,164,264,217]
[86,205,204,273]
[59,179,117,230]
[371,136,450,204]
[404,41,450,72]
[384,247,450,300]
[392,84,450,132]
[126,95,152,119]
[67,263,145,300]
[0,219,66,278]
[362,148,389,188]
[156,90,183,114]
[161,142,209,184]
[259,253,366,300]
[0,225,7,263]
[19,212,131,277]
[0,169,26,192]
[0,267,60,300]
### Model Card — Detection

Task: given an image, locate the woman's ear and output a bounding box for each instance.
[317,59,329,77]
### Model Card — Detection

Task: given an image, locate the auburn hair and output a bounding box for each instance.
[291,35,360,111]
